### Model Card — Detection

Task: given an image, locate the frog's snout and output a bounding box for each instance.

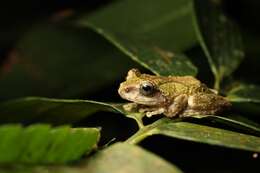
[118,84,132,95]
[124,87,131,93]
[118,83,125,97]
[118,83,138,101]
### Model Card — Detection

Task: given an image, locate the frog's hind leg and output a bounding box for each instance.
[181,93,231,117]
[180,109,217,117]
[165,94,188,118]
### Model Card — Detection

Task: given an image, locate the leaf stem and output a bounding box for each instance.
[126,113,145,129]
[214,74,221,91]
[125,120,161,144]
[126,128,153,144]
[214,78,220,91]
[136,118,145,129]
[125,118,181,144]
[126,130,146,144]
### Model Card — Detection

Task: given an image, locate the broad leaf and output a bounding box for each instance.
[0,143,182,173]
[127,118,260,152]
[227,84,260,115]
[0,124,100,164]
[78,0,198,76]
[192,0,244,89]
[0,97,125,124]
[0,24,136,100]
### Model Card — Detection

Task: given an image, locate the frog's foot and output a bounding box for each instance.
[139,107,158,113]
[145,108,165,118]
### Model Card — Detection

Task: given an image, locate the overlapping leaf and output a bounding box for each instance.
[192,0,244,89]
[0,24,136,100]
[0,124,100,164]
[78,0,198,76]
[0,0,202,101]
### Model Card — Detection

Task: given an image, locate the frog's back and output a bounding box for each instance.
[139,74,214,96]
[168,76,201,86]
[140,74,200,85]
[159,76,213,96]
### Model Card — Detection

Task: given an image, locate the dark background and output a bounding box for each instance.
[0,0,260,172]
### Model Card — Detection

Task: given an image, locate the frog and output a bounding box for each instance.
[118,69,231,118]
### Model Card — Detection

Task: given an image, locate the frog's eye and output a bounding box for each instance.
[140,82,155,96]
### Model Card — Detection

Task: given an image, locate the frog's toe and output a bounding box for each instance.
[145,108,165,118]
[146,112,154,118]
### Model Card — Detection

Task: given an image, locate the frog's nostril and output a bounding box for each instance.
[125,87,131,93]
[125,86,135,93]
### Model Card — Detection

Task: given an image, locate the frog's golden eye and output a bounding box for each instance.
[140,82,155,96]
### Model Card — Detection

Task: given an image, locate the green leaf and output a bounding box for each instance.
[192,0,244,89]
[227,84,260,115]
[0,23,136,100]
[0,124,100,164]
[0,97,125,124]
[78,0,198,76]
[127,118,260,152]
[194,115,260,135]
[0,143,182,173]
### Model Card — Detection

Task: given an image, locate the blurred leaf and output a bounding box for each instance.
[78,0,198,76]
[0,23,136,100]
[192,0,244,89]
[0,143,182,173]
[228,84,260,102]
[127,118,260,152]
[0,124,99,164]
[233,31,260,84]
[0,97,125,125]
[78,142,182,173]
[227,84,260,115]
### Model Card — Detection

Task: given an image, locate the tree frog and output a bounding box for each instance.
[118,69,231,118]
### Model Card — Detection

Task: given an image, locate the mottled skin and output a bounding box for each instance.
[118,69,231,118]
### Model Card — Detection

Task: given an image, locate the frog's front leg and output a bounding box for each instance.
[123,103,139,112]
[165,94,188,117]
[139,107,165,117]
[124,103,166,117]
[145,108,165,118]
